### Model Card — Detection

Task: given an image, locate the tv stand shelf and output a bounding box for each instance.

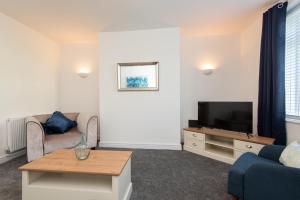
[184,127,275,164]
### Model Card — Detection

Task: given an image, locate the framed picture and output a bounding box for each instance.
[117,62,159,91]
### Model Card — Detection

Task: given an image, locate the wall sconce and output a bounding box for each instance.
[201,64,215,75]
[78,68,90,78]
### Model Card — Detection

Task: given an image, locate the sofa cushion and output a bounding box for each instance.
[279,141,300,168]
[44,129,81,153]
[43,111,77,134]
[228,152,278,198]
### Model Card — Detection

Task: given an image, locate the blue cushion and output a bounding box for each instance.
[228,152,278,198]
[42,111,77,134]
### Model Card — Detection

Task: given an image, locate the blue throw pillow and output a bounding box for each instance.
[42,111,77,134]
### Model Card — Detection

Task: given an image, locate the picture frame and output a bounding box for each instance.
[117,62,159,91]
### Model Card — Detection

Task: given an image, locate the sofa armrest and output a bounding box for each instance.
[258,145,285,162]
[26,117,45,162]
[244,162,300,200]
[77,113,98,148]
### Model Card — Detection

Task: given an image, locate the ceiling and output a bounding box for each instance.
[0,0,275,43]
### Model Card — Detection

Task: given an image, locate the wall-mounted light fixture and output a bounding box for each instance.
[201,64,216,75]
[78,68,90,78]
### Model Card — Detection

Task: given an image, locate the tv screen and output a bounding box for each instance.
[198,102,253,133]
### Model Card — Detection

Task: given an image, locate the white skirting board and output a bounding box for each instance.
[0,149,26,164]
[99,142,182,150]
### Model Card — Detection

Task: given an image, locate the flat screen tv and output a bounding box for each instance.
[198,102,253,133]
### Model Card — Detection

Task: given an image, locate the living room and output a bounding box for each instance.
[1,0,300,200]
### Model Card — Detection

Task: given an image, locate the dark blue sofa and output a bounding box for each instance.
[228,145,300,200]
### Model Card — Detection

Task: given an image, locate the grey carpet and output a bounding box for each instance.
[0,149,231,200]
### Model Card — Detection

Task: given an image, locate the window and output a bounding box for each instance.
[285,5,300,118]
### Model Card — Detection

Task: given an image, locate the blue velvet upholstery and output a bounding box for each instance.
[228,152,278,198]
[228,145,300,200]
[258,145,285,162]
[42,111,77,134]
[244,162,300,200]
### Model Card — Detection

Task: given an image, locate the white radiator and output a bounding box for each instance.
[6,117,26,153]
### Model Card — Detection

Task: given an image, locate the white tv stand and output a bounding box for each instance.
[183,127,275,164]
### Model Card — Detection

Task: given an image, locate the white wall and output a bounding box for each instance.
[181,34,258,135]
[240,16,263,135]
[58,43,99,113]
[99,28,181,149]
[0,13,59,156]
[287,122,300,143]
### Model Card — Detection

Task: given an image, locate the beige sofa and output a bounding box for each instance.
[26,113,98,162]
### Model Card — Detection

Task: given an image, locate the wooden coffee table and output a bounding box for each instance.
[19,149,133,200]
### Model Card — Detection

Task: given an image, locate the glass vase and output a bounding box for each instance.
[74,134,90,160]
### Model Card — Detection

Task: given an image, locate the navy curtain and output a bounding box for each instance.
[258,2,288,145]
